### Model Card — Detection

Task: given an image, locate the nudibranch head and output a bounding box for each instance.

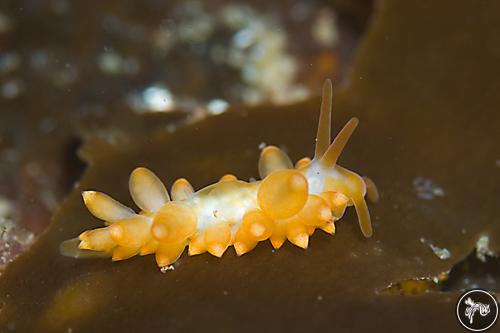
[60,79,378,268]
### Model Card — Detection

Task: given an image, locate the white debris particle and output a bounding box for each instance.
[160,265,175,273]
[496,159,500,167]
[258,142,267,150]
[429,244,451,260]
[223,290,229,296]
[317,295,323,301]
[142,85,174,111]
[207,99,229,115]
[420,237,451,260]
[413,176,445,200]
[128,84,175,113]
[476,235,497,262]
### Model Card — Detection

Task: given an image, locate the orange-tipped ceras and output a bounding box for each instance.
[60,79,379,268]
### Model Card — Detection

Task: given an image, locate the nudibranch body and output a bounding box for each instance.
[61,80,378,268]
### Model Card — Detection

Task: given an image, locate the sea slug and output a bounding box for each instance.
[61,80,378,268]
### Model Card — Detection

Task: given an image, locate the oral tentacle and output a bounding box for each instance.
[314,79,333,159]
[320,117,359,168]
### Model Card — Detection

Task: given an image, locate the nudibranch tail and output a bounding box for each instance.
[60,79,378,268]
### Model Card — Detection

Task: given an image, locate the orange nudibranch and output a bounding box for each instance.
[60,79,378,268]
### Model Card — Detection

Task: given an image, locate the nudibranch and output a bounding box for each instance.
[61,80,378,268]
